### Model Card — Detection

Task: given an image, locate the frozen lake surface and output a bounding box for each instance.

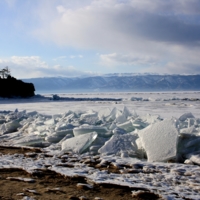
[1,91,200,199]
[0,91,200,118]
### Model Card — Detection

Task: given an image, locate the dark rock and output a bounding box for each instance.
[0,75,35,98]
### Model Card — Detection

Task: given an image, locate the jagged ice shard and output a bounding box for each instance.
[98,133,139,157]
[61,132,98,154]
[2,106,200,165]
[138,119,178,162]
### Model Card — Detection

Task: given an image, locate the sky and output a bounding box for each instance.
[0,0,200,78]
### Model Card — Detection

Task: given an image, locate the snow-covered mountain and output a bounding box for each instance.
[22,74,200,92]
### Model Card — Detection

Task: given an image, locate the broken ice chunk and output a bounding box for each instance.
[45,134,63,143]
[14,135,44,147]
[98,107,111,119]
[0,119,6,125]
[135,138,146,159]
[45,129,73,143]
[64,113,77,122]
[131,118,148,130]
[115,113,126,124]
[52,114,62,120]
[4,120,21,134]
[98,133,138,157]
[27,111,38,117]
[112,127,126,135]
[80,111,97,119]
[186,151,200,165]
[79,114,101,125]
[44,118,56,125]
[0,123,6,135]
[90,136,108,150]
[55,123,74,131]
[178,136,200,157]
[122,106,134,119]
[0,131,22,141]
[55,129,73,137]
[130,97,143,101]
[117,120,135,133]
[180,126,196,135]
[61,132,98,154]
[184,137,200,149]
[73,126,110,137]
[138,119,178,162]
[104,107,122,122]
[35,125,47,133]
[187,118,197,128]
[179,112,195,122]
[109,122,117,130]
[89,145,102,152]
[139,113,162,124]
[19,122,31,132]
[177,134,199,159]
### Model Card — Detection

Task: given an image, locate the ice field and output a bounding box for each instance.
[1,91,200,199]
[1,91,200,118]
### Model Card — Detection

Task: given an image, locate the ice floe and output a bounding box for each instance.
[98,133,138,157]
[138,119,178,162]
[1,106,200,165]
[61,132,98,154]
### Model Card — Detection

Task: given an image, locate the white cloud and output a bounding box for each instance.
[11,56,48,68]
[53,55,83,61]
[100,53,158,66]
[70,55,83,59]
[4,0,17,7]
[49,65,99,77]
[0,56,91,78]
[3,0,200,75]
[56,5,66,14]
[32,0,200,75]
[33,0,200,48]
[53,56,67,61]
[138,45,200,74]
[33,0,139,50]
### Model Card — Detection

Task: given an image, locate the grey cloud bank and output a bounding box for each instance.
[31,0,200,74]
[35,0,200,46]
[1,0,200,77]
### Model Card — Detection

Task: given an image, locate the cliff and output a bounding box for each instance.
[0,76,35,98]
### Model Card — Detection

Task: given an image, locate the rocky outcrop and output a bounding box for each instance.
[0,76,35,98]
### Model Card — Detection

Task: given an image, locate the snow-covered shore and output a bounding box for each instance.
[0,92,200,199]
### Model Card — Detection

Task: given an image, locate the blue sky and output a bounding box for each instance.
[0,0,200,78]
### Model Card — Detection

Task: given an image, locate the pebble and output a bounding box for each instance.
[46,187,63,192]
[68,196,80,200]
[16,193,25,196]
[79,196,89,200]
[24,189,40,195]
[6,177,35,183]
[76,183,93,190]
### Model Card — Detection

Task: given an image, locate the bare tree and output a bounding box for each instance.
[0,67,11,78]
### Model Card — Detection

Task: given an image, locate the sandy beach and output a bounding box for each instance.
[0,146,160,200]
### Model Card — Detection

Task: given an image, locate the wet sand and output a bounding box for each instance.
[0,146,160,200]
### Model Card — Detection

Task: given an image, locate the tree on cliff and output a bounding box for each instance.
[0,67,35,97]
[0,67,11,79]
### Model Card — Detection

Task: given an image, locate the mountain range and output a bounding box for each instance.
[22,74,200,92]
